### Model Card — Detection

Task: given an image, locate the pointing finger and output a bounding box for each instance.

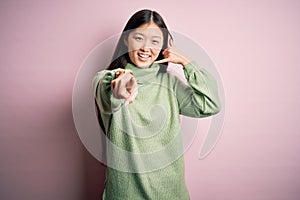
[125,86,138,105]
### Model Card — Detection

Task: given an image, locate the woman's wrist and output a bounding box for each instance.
[179,54,192,67]
[181,58,191,67]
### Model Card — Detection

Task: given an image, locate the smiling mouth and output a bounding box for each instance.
[137,53,151,61]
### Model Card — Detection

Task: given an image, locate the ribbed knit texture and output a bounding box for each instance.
[93,62,220,200]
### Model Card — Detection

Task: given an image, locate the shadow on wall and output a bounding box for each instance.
[70,99,106,199]
[83,147,106,200]
[63,99,107,199]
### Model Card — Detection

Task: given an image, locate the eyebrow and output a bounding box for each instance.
[134,32,162,39]
[152,36,162,39]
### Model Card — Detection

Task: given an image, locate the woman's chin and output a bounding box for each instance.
[135,60,153,68]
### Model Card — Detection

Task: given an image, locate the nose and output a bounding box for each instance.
[140,40,152,51]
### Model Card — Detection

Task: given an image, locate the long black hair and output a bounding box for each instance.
[96,10,172,133]
[107,9,173,72]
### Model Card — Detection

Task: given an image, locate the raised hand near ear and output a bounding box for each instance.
[155,39,191,67]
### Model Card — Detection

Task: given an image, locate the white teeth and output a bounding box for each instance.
[138,53,150,58]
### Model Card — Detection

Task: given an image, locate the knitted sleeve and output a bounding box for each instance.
[92,69,126,114]
[174,61,221,117]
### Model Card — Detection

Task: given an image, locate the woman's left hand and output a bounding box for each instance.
[155,40,191,67]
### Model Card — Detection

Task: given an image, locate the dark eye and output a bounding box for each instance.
[152,40,159,45]
[135,36,143,41]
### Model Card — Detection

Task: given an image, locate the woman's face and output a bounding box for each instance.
[125,22,164,68]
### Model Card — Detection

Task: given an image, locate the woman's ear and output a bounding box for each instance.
[169,38,174,47]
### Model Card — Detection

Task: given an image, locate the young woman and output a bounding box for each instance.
[93,9,221,200]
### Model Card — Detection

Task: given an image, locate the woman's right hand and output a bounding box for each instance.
[111,70,138,105]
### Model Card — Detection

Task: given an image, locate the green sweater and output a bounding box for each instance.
[93,62,220,200]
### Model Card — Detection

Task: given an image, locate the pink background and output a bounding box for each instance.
[1,0,300,199]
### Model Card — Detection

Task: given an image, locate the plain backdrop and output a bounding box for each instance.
[1,0,300,199]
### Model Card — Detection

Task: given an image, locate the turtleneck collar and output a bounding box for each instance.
[125,62,160,83]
